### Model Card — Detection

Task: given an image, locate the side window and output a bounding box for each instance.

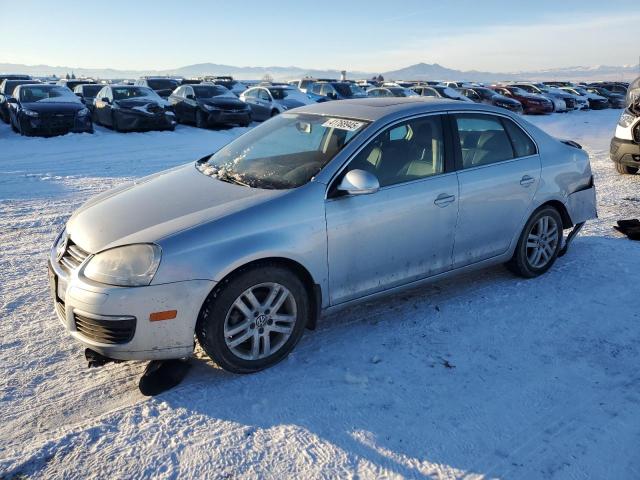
[422,88,437,97]
[174,86,183,97]
[185,87,194,98]
[311,84,322,94]
[503,118,537,157]
[368,89,381,97]
[259,89,270,101]
[347,115,446,187]
[455,114,515,169]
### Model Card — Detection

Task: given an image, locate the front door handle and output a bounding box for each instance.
[520,175,535,187]
[434,193,456,207]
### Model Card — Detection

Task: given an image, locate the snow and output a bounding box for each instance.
[1,110,639,479]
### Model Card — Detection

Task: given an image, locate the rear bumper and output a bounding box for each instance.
[115,110,176,131]
[610,137,640,167]
[566,185,597,225]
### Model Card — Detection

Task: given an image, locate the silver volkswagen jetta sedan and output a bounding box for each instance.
[49,98,597,373]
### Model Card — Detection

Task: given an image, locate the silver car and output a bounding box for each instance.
[49,98,597,373]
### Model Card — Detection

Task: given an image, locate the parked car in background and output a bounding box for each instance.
[508,83,571,112]
[610,76,640,174]
[490,86,554,114]
[93,85,176,132]
[457,87,523,113]
[0,78,41,122]
[308,81,367,100]
[287,78,316,93]
[556,87,590,110]
[561,87,608,110]
[239,85,310,121]
[442,81,468,88]
[412,85,473,102]
[73,84,104,114]
[8,84,92,136]
[179,78,202,85]
[48,98,597,373]
[203,76,247,96]
[585,86,626,108]
[0,74,31,83]
[589,82,628,96]
[134,77,180,98]
[367,86,418,97]
[57,78,96,91]
[169,84,251,128]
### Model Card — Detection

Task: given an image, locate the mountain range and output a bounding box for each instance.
[1,61,638,82]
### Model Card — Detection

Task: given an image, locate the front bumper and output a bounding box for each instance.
[523,102,554,114]
[114,109,176,131]
[49,244,215,361]
[20,114,93,137]
[610,137,640,167]
[205,109,251,126]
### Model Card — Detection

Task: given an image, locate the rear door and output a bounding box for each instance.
[451,112,541,267]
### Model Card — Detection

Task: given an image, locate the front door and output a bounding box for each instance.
[325,114,459,305]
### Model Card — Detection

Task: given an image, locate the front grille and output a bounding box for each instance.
[40,114,75,130]
[55,301,66,320]
[74,310,136,344]
[564,98,576,109]
[147,105,164,114]
[59,238,90,272]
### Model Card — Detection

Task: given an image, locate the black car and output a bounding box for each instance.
[93,85,176,132]
[458,87,524,113]
[73,84,105,114]
[589,82,628,96]
[169,84,251,128]
[585,86,626,108]
[0,78,40,123]
[8,84,93,136]
[0,74,31,83]
[134,77,180,98]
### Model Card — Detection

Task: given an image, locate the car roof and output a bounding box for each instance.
[293,97,481,121]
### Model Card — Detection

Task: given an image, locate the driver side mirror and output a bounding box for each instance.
[101,97,110,104]
[75,92,83,98]
[7,97,17,104]
[337,169,380,195]
[186,94,196,100]
[327,92,337,100]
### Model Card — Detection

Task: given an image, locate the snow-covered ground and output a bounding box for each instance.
[1,111,639,479]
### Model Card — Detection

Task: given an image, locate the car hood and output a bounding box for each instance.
[202,97,247,109]
[22,102,83,113]
[67,163,284,253]
[493,94,519,104]
[279,98,307,109]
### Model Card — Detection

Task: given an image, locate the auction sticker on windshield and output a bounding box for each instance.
[322,118,365,131]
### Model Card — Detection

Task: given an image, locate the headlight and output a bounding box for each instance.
[77,107,90,116]
[84,244,161,287]
[23,109,39,117]
[618,111,637,128]
[203,104,219,111]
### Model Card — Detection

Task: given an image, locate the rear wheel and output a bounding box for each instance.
[111,113,121,132]
[196,264,309,373]
[615,163,638,175]
[506,207,563,278]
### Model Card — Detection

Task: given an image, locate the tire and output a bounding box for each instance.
[506,206,563,278]
[196,264,309,374]
[270,109,279,118]
[615,163,638,175]
[111,113,120,132]
[10,117,18,133]
[196,110,206,129]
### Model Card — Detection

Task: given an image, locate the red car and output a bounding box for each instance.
[490,85,554,114]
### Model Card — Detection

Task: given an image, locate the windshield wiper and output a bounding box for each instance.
[216,170,250,187]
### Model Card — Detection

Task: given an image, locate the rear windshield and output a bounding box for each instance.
[146,79,178,90]
[113,87,160,100]
[80,85,104,97]
[3,80,34,95]
[193,85,229,98]
[198,113,368,189]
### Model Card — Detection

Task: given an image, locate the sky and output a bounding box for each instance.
[0,0,639,73]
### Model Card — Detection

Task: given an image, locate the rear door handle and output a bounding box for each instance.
[520,175,535,187]
[434,193,456,207]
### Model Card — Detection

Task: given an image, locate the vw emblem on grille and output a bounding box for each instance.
[56,234,69,262]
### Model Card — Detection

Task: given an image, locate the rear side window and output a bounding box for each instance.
[503,118,537,157]
[455,114,514,169]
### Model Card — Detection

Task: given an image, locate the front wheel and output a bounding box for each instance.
[506,207,563,278]
[196,110,207,128]
[196,264,309,373]
[615,163,638,175]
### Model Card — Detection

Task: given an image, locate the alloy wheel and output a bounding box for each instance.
[526,215,559,269]
[223,282,297,361]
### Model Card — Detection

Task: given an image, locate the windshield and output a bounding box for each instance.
[146,79,178,90]
[387,87,417,97]
[113,86,161,101]
[198,113,368,189]
[475,88,498,99]
[193,85,229,98]
[4,80,34,95]
[507,86,527,95]
[19,85,81,103]
[333,83,364,97]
